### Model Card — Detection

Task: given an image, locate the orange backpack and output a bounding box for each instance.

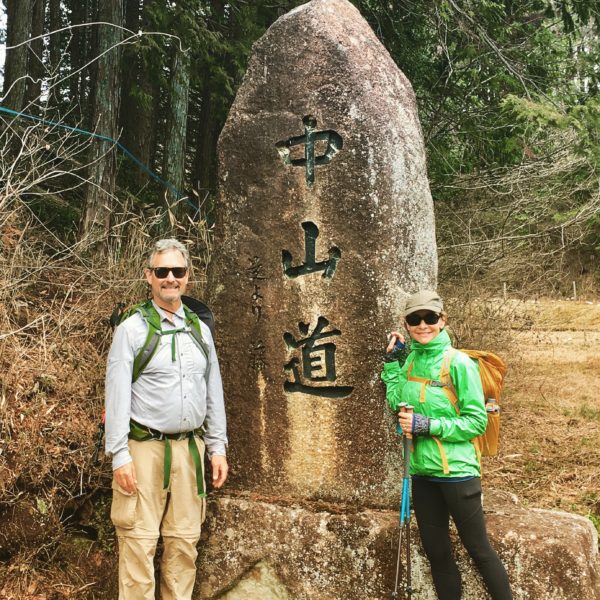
[440,349,506,458]
[406,348,506,471]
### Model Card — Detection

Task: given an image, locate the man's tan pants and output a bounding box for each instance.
[111,438,206,600]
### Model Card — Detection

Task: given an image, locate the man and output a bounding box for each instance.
[105,238,228,599]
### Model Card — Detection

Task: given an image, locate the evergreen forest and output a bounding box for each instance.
[1,0,599,294]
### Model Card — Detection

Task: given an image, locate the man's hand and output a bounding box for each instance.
[114,462,137,494]
[211,455,228,489]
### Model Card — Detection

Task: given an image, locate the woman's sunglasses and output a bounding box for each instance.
[150,267,188,279]
[405,312,441,326]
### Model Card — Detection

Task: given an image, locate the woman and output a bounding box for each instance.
[381,290,512,600]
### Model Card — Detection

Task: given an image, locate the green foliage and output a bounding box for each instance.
[588,512,600,549]
[571,100,600,168]
[351,0,600,294]
[577,404,600,421]
[24,195,80,240]
[502,94,600,172]
[580,491,600,549]
[353,0,600,189]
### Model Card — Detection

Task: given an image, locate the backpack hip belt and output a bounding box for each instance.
[128,419,206,496]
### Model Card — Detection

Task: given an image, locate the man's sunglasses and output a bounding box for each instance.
[405,312,441,326]
[150,267,188,279]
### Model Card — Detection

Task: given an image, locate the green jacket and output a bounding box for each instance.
[381,329,487,478]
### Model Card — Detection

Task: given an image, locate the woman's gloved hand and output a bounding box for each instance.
[398,411,431,436]
[386,331,405,353]
[383,331,407,363]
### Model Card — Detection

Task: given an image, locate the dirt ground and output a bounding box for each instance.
[482,299,600,526]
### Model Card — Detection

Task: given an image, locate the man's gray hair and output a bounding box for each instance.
[148,239,190,267]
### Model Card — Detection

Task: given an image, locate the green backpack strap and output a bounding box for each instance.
[182,304,211,377]
[131,300,163,383]
[121,300,211,382]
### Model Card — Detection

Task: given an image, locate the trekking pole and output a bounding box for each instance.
[392,403,412,599]
[404,405,414,599]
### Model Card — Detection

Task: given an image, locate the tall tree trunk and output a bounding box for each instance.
[3,0,33,111]
[67,0,87,120]
[80,0,124,244]
[47,0,62,109]
[66,0,98,125]
[123,0,141,32]
[119,0,142,152]
[26,0,45,108]
[162,46,191,219]
[130,71,161,188]
[85,0,100,129]
[193,70,217,200]
[124,0,162,188]
[192,0,226,204]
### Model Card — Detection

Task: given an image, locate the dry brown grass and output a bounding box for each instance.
[1,198,599,595]
[483,300,600,524]
[0,204,212,598]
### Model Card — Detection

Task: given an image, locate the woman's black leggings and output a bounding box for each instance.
[411,477,513,600]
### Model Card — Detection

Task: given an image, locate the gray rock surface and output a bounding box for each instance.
[204,1,600,598]
[197,491,600,599]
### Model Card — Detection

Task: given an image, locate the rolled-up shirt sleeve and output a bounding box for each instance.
[202,326,228,457]
[105,324,135,470]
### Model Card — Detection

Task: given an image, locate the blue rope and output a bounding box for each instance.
[0,105,198,212]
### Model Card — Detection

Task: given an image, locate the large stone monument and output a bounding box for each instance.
[208,0,436,506]
[202,1,600,598]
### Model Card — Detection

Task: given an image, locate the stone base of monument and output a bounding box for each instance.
[197,490,600,600]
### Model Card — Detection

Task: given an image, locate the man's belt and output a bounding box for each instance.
[128,420,205,496]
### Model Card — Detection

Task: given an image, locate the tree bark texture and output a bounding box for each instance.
[122,0,162,188]
[119,0,142,153]
[193,71,217,197]
[85,0,100,128]
[80,0,124,243]
[26,0,45,108]
[3,0,33,111]
[66,0,85,115]
[162,46,191,217]
[47,0,62,109]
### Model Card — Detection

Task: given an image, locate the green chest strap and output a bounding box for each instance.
[128,301,210,382]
